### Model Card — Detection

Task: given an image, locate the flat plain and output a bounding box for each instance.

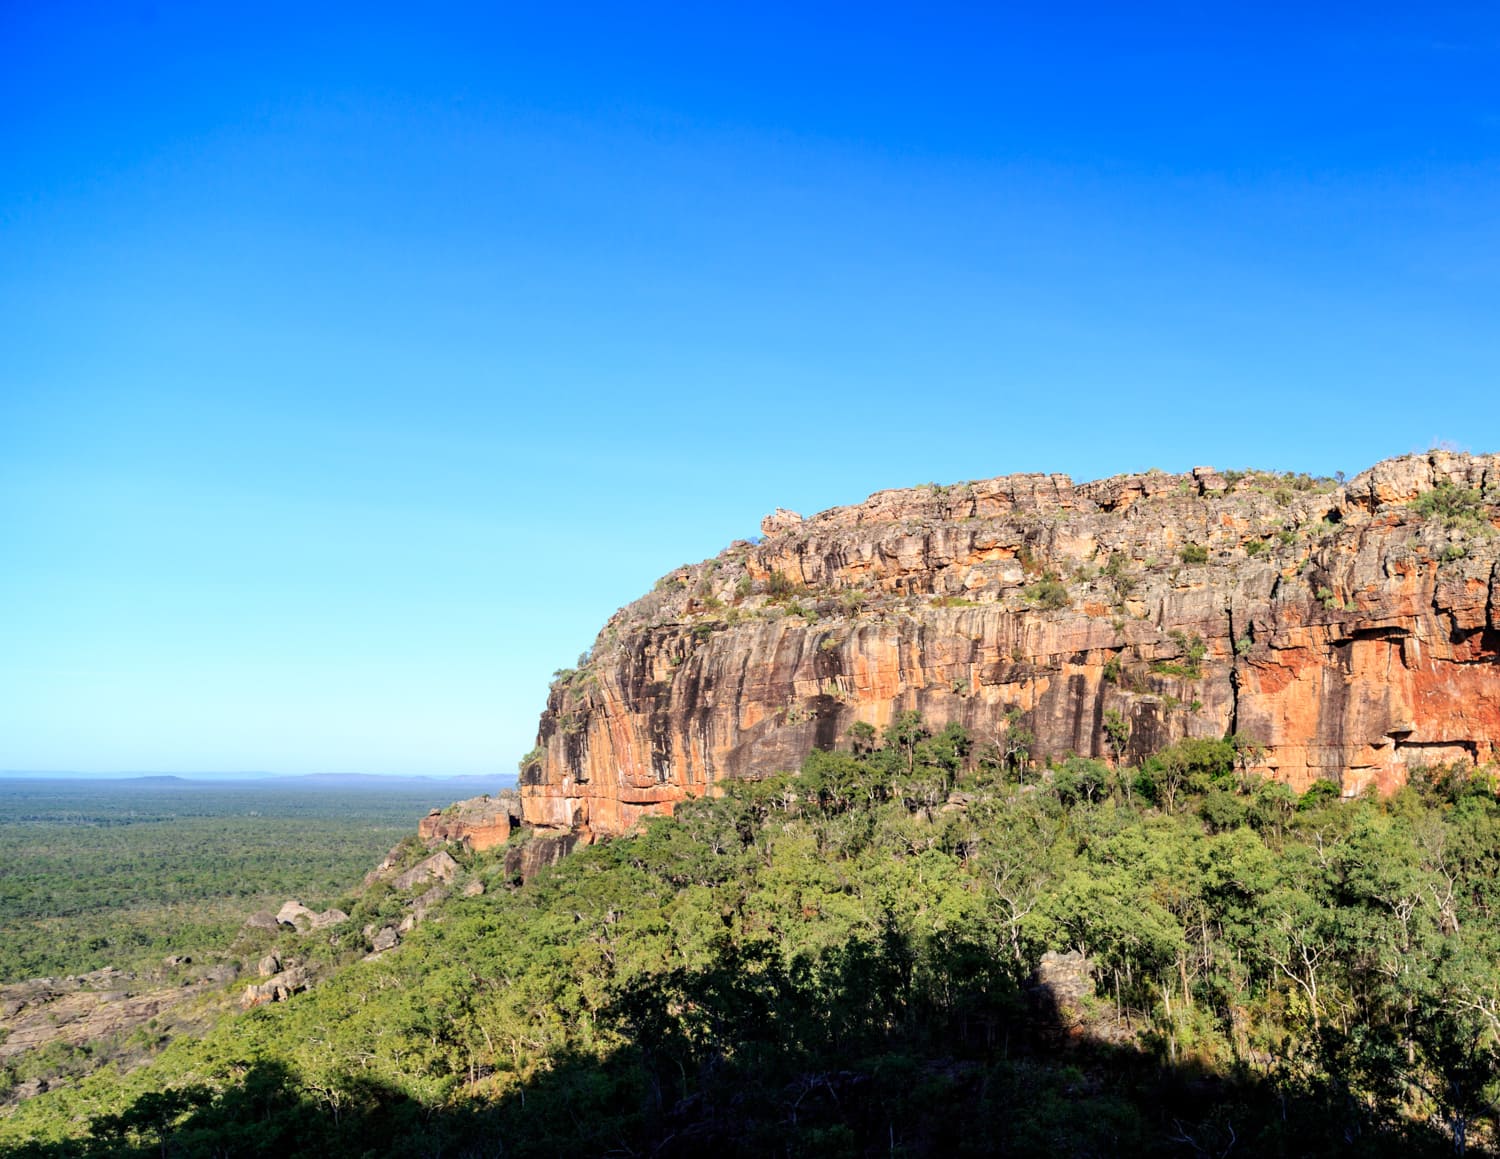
[0,777,504,983]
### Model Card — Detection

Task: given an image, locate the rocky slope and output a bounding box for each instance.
[521,452,1500,838]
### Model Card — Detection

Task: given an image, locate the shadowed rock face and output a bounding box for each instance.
[521,452,1500,837]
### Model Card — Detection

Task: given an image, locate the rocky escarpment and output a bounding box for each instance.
[521,452,1500,838]
[417,792,521,852]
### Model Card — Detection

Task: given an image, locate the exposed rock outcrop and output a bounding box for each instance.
[392,850,458,892]
[271,900,347,932]
[418,793,520,852]
[503,834,578,882]
[522,452,1500,837]
[397,885,449,933]
[240,965,308,1009]
[310,907,348,930]
[1,965,235,1072]
[276,901,317,930]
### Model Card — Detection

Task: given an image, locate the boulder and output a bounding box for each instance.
[1033,950,1093,1006]
[393,850,459,892]
[418,794,519,852]
[240,966,308,1009]
[310,908,348,930]
[760,507,804,537]
[276,901,318,929]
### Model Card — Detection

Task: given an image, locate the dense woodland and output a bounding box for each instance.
[0,782,483,981]
[4,727,1500,1157]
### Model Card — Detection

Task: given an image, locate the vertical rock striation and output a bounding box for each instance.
[521,452,1500,837]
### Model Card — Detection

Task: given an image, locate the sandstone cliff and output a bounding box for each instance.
[521,452,1500,837]
[418,793,521,852]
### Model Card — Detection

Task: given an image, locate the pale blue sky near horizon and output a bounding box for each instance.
[3,2,1498,775]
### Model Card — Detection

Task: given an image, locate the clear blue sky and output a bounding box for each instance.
[3,2,1498,775]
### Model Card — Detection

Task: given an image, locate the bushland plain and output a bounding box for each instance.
[3,728,1500,1155]
[0,778,507,983]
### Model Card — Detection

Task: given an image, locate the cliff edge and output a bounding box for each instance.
[521,451,1500,837]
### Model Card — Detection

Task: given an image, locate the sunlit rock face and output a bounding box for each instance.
[521,452,1500,837]
[418,794,520,852]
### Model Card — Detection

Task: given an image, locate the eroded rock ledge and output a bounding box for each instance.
[522,452,1500,837]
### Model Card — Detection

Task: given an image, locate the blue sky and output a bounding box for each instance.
[3,2,1498,775]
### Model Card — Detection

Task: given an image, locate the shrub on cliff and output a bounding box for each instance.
[1021,573,1069,610]
[1410,481,1488,531]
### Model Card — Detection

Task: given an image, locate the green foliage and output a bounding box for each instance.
[1409,481,1488,530]
[1178,542,1209,564]
[1198,787,1248,832]
[0,782,479,983]
[1049,756,1110,806]
[7,727,1500,1158]
[1099,551,1138,599]
[1021,573,1069,610]
[1138,736,1238,811]
[1409,760,1499,805]
[839,588,866,614]
[1151,630,1207,678]
[846,721,878,755]
[1102,708,1130,767]
[765,570,809,602]
[1298,778,1343,810]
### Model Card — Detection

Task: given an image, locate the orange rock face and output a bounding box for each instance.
[521,454,1500,836]
[418,794,520,852]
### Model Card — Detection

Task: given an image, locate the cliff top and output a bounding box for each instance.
[763,451,1500,534]
[581,450,1499,650]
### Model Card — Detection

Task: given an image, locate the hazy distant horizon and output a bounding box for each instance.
[0,770,519,784]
